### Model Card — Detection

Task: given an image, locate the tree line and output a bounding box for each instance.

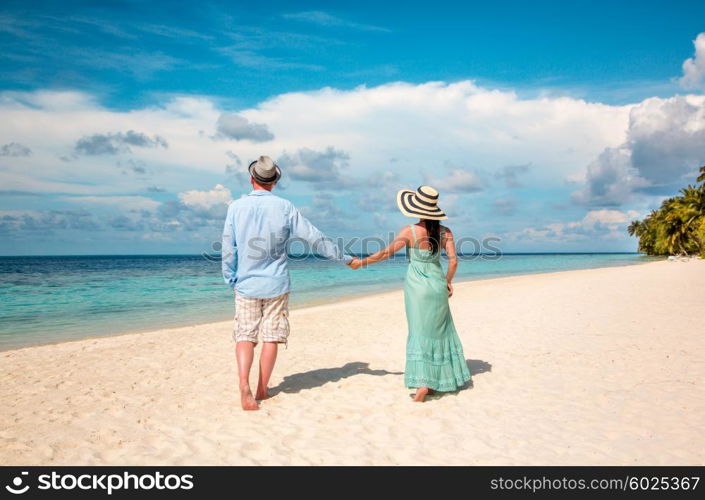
[628,166,705,257]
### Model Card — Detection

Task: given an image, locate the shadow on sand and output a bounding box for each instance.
[466,358,492,376]
[271,359,492,399]
[270,361,403,395]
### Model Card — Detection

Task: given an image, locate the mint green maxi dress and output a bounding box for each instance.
[404,225,472,392]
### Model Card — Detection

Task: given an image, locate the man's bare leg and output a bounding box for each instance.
[255,342,278,400]
[235,341,259,411]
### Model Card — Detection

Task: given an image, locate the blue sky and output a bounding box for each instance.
[2,0,702,105]
[1,1,705,254]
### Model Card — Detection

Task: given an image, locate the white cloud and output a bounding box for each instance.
[74,130,168,155]
[508,209,640,243]
[0,92,225,196]
[581,208,639,228]
[0,209,100,233]
[573,95,705,205]
[107,185,235,233]
[679,32,705,90]
[0,142,31,157]
[249,82,630,183]
[571,147,643,206]
[178,184,232,216]
[282,11,390,32]
[0,83,632,199]
[60,195,161,212]
[628,96,705,185]
[0,82,660,250]
[279,146,356,186]
[0,90,97,111]
[215,113,274,142]
[425,168,483,193]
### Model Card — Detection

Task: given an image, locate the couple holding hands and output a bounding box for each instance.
[222,156,471,411]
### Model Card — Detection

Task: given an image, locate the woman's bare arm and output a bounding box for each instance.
[352,226,411,268]
[443,227,457,296]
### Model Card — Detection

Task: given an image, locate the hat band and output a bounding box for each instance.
[417,186,439,200]
[400,203,444,218]
[405,194,441,213]
[254,171,278,183]
[414,196,436,208]
[250,161,279,183]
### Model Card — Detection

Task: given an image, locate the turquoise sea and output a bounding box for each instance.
[0,253,659,350]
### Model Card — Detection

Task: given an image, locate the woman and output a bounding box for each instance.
[350,186,471,402]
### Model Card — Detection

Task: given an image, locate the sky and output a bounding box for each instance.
[1,0,705,255]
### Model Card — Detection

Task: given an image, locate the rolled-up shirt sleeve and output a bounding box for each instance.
[289,205,353,264]
[221,205,238,289]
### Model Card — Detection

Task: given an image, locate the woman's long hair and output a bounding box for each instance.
[423,218,441,254]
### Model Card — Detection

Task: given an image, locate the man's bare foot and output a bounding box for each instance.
[255,387,270,401]
[413,387,430,402]
[240,387,259,411]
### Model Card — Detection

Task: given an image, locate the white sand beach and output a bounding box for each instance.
[1,259,704,465]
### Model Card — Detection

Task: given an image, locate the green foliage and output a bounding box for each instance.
[698,165,705,184]
[696,219,705,259]
[628,166,705,256]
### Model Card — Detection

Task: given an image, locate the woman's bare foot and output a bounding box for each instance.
[240,386,259,411]
[255,387,270,401]
[413,387,430,402]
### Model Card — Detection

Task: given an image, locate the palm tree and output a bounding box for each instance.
[697,219,705,258]
[661,197,700,255]
[682,185,705,215]
[628,165,705,256]
[627,220,642,237]
[679,185,705,254]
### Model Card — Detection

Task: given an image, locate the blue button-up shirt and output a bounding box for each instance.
[222,190,352,298]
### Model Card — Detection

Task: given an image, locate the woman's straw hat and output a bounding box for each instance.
[396,185,448,220]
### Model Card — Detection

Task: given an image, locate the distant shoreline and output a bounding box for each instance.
[0,251,644,258]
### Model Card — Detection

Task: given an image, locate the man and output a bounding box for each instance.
[222,155,353,411]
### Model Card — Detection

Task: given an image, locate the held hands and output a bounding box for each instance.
[447,281,454,297]
[348,258,363,270]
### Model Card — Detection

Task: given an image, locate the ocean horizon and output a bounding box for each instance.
[0,252,661,351]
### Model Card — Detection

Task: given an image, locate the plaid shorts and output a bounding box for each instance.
[233,292,290,345]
